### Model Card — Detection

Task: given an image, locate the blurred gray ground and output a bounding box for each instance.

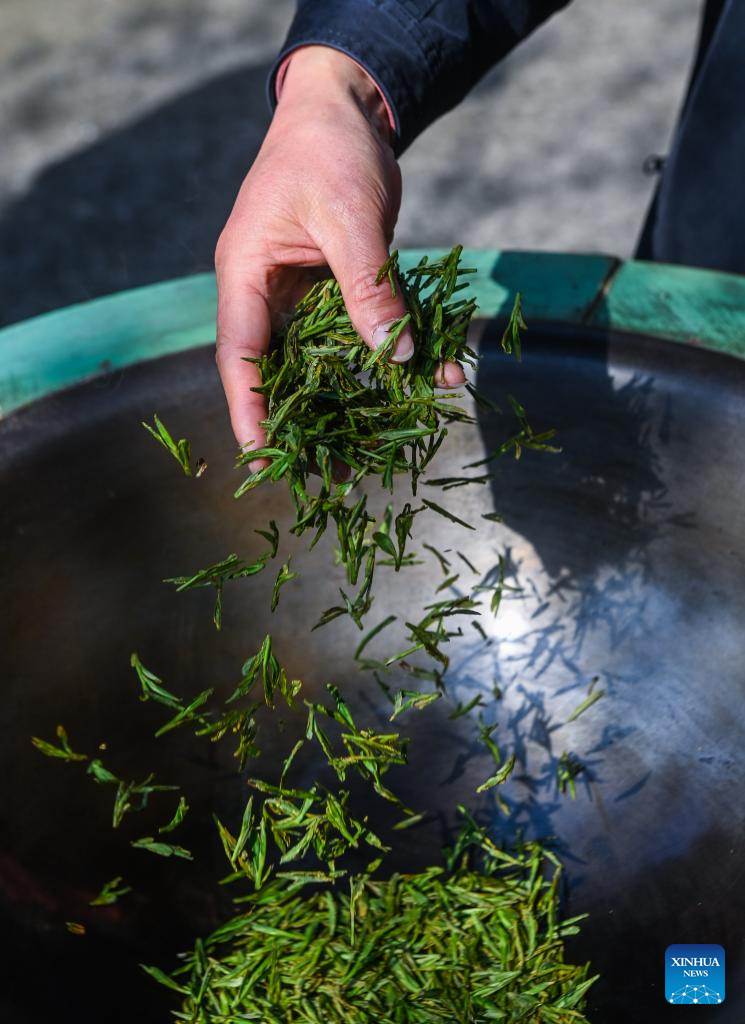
[0,0,702,326]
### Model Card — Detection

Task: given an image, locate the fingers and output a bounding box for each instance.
[215,264,272,466]
[322,231,414,364]
[319,226,468,388]
[435,360,467,389]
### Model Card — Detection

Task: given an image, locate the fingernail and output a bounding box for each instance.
[434,361,466,389]
[240,442,264,474]
[371,320,414,363]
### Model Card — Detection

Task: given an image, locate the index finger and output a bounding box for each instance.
[215,267,272,468]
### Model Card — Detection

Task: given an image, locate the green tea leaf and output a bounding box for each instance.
[31,724,87,762]
[421,498,475,531]
[142,414,192,476]
[89,876,132,907]
[159,796,189,834]
[476,753,517,792]
[131,837,193,860]
[566,686,606,723]
[271,560,299,612]
[500,292,527,361]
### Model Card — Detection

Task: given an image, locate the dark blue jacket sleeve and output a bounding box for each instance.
[267,0,572,153]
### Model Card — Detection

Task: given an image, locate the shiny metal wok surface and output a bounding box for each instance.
[1,326,743,1022]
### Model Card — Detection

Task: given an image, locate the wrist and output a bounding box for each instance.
[278,46,393,145]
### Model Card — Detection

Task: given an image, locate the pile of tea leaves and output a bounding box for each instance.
[155,829,594,1024]
[33,247,595,1022]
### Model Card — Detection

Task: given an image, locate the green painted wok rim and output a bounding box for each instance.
[1,249,744,418]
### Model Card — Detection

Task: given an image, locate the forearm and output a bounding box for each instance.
[268,0,574,154]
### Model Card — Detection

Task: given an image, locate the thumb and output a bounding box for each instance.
[322,231,413,363]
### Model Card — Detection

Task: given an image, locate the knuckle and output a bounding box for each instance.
[214,328,231,363]
[214,228,232,273]
[214,319,247,356]
[346,264,389,310]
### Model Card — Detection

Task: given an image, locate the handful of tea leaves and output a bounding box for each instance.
[236,246,478,502]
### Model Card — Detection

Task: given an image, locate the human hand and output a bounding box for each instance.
[214,46,465,465]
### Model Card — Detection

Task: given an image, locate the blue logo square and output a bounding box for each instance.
[665,944,725,1005]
